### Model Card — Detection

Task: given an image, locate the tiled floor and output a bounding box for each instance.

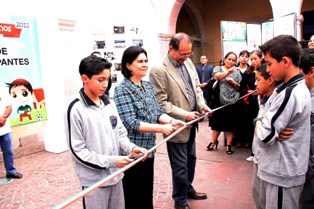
[0,119,256,209]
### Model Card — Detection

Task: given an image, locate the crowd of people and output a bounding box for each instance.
[62,32,314,209]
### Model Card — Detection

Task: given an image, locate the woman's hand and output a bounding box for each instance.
[227,66,236,74]
[160,124,178,135]
[170,119,186,128]
[226,77,235,84]
[226,77,240,90]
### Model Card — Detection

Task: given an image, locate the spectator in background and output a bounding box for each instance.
[196,55,214,102]
[206,51,241,155]
[299,48,314,209]
[235,50,261,162]
[0,87,23,179]
[113,46,184,209]
[308,34,314,49]
[149,32,211,209]
[233,50,251,148]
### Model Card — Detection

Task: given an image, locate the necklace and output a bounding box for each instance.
[137,84,144,91]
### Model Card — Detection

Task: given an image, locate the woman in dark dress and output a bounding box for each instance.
[240,50,263,161]
[207,51,242,154]
[234,50,259,154]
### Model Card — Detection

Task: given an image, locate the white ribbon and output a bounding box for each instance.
[52,90,257,208]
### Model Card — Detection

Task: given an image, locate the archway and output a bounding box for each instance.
[168,0,208,64]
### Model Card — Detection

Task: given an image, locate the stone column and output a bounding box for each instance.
[157,33,174,59]
[296,15,304,41]
[269,0,304,41]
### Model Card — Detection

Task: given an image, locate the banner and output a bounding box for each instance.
[0,15,47,126]
[222,41,247,59]
[221,21,247,42]
[247,24,262,51]
[273,13,296,38]
[261,21,274,44]
[221,21,247,58]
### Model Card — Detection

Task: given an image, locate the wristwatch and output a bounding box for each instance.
[253,117,262,126]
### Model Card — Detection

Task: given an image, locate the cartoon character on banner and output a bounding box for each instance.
[6,78,41,124]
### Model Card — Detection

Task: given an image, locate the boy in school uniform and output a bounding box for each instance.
[252,35,311,209]
[253,63,277,120]
[299,48,314,209]
[65,55,147,209]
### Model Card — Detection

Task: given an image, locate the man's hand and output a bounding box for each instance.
[186,111,211,121]
[0,116,7,127]
[201,106,212,114]
[199,83,208,88]
[186,111,201,121]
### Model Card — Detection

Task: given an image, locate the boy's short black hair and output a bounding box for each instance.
[255,63,270,80]
[79,55,112,78]
[256,63,282,86]
[90,51,101,57]
[299,48,314,75]
[259,35,301,67]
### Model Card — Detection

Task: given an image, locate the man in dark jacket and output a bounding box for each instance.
[196,55,214,102]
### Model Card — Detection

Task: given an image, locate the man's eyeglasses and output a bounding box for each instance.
[177,51,193,57]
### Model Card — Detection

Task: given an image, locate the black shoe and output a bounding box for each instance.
[226,145,234,155]
[187,191,207,200]
[6,172,23,179]
[174,203,191,209]
[235,143,242,148]
[206,140,219,151]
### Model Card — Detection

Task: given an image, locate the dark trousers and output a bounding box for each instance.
[301,175,314,209]
[167,126,197,205]
[234,100,258,147]
[202,89,208,104]
[123,157,154,209]
[0,132,16,175]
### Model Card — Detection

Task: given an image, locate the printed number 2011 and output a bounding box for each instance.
[16,22,29,28]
